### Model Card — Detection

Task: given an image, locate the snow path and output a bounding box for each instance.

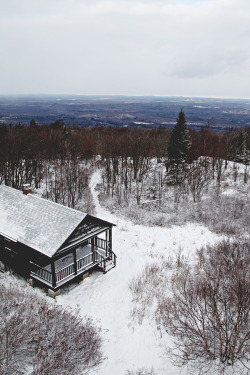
[57,170,222,375]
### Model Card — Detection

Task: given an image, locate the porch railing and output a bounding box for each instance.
[96,238,107,250]
[109,249,117,268]
[56,263,74,283]
[31,252,95,286]
[54,252,95,284]
[31,247,115,287]
[77,253,93,271]
[30,265,52,284]
[88,237,108,251]
[95,250,106,270]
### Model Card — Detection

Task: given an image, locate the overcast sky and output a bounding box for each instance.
[0,0,249,98]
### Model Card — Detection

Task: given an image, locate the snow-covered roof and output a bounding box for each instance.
[0,185,87,257]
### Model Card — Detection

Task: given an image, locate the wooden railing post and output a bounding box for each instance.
[51,260,56,288]
[105,230,108,257]
[91,237,95,263]
[109,228,112,250]
[73,248,77,275]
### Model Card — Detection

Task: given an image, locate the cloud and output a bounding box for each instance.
[0,0,228,19]
[171,47,250,79]
[0,0,249,97]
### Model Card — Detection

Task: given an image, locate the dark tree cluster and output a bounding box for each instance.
[0,121,248,164]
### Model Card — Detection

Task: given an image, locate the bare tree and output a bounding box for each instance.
[44,158,90,209]
[156,240,250,374]
[187,157,212,202]
[135,156,152,205]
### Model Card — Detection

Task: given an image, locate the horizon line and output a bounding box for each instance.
[0,93,249,100]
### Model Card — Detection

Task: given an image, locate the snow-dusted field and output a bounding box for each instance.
[57,171,223,375]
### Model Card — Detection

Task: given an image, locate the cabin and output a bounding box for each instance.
[0,184,116,295]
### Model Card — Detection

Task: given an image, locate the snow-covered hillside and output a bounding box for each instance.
[57,171,223,375]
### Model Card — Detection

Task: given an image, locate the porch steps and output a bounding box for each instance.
[104,259,116,273]
[95,258,115,273]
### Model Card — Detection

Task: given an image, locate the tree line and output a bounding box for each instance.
[0,120,249,178]
[0,120,249,162]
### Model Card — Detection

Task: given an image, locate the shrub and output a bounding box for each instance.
[0,275,104,375]
[126,367,157,375]
[156,240,250,374]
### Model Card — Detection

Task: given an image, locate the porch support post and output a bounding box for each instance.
[73,248,77,275]
[105,230,108,257]
[91,237,95,263]
[108,228,112,253]
[51,260,56,289]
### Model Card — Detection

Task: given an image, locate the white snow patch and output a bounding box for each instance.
[57,170,222,375]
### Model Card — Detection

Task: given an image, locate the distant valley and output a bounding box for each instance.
[0,95,250,132]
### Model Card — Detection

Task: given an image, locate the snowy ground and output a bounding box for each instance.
[57,171,223,375]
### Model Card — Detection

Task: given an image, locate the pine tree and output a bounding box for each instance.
[29,119,37,127]
[233,131,249,164]
[165,109,191,184]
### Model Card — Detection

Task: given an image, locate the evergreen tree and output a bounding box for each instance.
[29,119,37,127]
[233,130,249,164]
[165,109,191,184]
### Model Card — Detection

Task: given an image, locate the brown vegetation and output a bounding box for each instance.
[0,274,104,375]
[156,240,250,373]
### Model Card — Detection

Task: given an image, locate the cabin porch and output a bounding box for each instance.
[30,236,116,291]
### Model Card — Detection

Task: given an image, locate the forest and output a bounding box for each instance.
[0,120,249,197]
[0,114,249,375]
